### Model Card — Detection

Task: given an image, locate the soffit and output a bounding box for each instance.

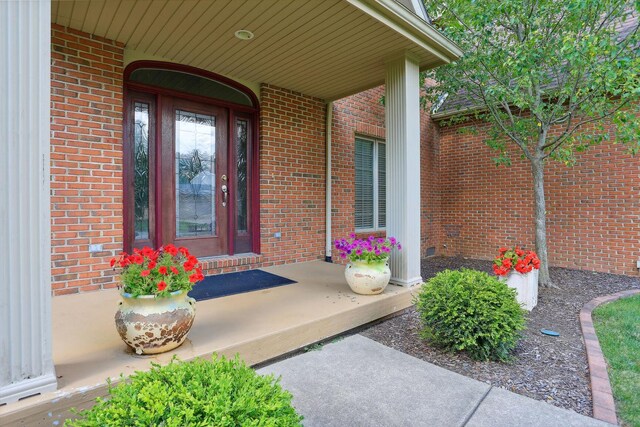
[51,0,460,101]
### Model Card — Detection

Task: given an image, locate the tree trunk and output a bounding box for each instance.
[531,157,555,288]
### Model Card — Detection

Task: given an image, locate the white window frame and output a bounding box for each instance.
[355,136,386,232]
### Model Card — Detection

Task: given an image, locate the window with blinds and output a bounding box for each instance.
[355,136,386,231]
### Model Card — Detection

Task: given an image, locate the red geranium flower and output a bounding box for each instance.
[164,244,178,256]
[112,246,202,296]
[494,246,540,277]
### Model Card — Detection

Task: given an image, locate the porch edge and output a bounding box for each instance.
[0,283,415,425]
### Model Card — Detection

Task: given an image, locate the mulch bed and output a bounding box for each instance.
[360,256,640,417]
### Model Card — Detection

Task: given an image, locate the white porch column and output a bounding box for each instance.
[0,0,56,404]
[385,54,423,286]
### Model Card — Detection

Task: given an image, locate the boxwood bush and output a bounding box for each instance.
[415,268,525,361]
[66,356,303,427]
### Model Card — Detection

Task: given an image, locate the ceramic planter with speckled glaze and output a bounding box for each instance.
[115,290,196,355]
[344,258,391,295]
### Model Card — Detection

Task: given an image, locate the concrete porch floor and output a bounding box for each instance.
[0,261,416,425]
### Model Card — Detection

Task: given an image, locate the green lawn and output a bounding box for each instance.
[593,294,640,427]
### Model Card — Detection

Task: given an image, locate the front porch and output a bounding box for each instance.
[0,261,415,425]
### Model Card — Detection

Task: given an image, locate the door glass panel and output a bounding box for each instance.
[175,110,216,237]
[236,119,248,233]
[133,102,150,240]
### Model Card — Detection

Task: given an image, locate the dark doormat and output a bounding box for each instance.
[188,269,297,302]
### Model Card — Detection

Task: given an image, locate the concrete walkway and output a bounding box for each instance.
[258,335,612,427]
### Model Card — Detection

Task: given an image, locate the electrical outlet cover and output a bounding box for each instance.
[89,244,103,253]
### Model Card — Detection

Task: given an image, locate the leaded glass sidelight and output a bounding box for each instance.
[175,110,216,237]
[133,102,150,240]
[236,119,248,233]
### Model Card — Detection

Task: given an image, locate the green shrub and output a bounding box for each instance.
[414,268,525,361]
[66,356,303,427]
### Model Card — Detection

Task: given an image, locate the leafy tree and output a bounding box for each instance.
[424,0,640,286]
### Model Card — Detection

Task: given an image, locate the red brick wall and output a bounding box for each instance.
[437,118,640,275]
[258,84,327,265]
[331,86,385,253]
[50,24,124,295]
[421,108,441,256]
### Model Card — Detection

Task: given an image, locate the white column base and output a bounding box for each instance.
[0,374,58,404]
[389,276,423,287]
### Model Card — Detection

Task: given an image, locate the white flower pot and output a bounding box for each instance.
[500,269,538,311]
[344,258,391,295]
[115,290,196,355]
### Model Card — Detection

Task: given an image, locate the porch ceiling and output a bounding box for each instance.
[51,0,461,101]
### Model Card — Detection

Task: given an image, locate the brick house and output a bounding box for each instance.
[2,0,638,407]
[1,0,462,405]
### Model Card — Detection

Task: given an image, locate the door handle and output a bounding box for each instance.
[221,184,228,207]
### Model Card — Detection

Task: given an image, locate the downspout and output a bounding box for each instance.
[325,101,333,262]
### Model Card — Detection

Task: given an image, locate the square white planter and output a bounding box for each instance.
[500,269,538,311]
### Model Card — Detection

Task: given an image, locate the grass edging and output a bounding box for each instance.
[579,289,640,425]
